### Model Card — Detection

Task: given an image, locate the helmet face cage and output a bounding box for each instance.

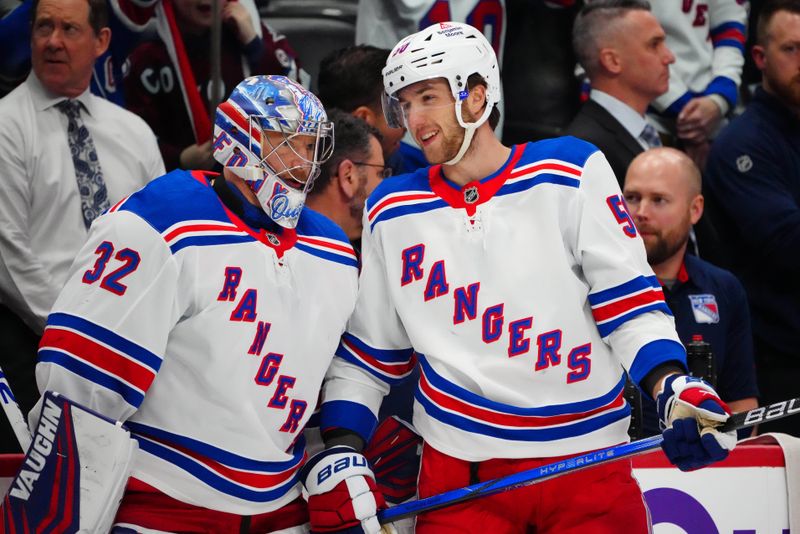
[381,22,500,131]
[250,113,335,194]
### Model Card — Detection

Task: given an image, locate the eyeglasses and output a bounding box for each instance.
[352,161,393,179]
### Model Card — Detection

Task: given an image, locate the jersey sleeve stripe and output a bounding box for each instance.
[39,327,157,393]
[710,22,746,50]
[37,349,145,407]
[319,400,378,444]
[46,313,162,370]
[335,336,417,385]
[588,277,671,337]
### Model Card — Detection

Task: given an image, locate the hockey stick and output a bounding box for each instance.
[0,366,31,451]
[378,397,800,524]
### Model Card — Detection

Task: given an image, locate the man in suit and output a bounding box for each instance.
[566,0,675,186]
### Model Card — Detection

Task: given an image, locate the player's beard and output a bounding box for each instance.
[423,106,476,165]
[642,227,691,266]
[765,71,800,112]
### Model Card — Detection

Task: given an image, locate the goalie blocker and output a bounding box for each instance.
[1,391,137,533]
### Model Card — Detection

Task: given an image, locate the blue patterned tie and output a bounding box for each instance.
[57,99,110,228]
[640,122,662,149]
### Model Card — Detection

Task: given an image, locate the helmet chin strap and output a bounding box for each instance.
[444,99,492,166]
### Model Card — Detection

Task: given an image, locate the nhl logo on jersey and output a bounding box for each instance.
[266,233,281,246]
[736,154,753,173]
[689,294,719,324]
[464,186,479,204]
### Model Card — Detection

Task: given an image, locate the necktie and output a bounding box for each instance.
[57,99,110,228]
[640,122,662,149]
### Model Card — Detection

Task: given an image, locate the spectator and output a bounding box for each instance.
[704,0,800,437]
[316,45,417,175]
[623,147,759,438]
[123,0,302,171]
[305,109,388,256]
[566,0,675,186]
[0,0,164,452]
[648,1,747,168]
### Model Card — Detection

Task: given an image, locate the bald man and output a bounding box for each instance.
[623,148,759,438]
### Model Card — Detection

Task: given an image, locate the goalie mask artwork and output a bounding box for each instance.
[213,75,334,229]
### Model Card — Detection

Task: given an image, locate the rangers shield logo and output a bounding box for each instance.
[689,294,720,324]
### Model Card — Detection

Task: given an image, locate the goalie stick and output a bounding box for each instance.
[0,365,32,450]
[378,396,800,524]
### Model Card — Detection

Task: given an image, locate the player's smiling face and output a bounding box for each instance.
[397,79,466,165]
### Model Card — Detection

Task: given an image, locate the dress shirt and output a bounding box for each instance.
[590,90,653,151]
[0,73,165,332]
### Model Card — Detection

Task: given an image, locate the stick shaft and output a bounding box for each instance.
[0,367,32,451]
[379,397,800,524]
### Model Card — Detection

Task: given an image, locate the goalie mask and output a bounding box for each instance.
[213,75,334,229]
[381,22,500,165]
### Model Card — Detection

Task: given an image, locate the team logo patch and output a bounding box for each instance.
[464,186,479,204]
[736,154,753,173]
[689,294,720,324]
[266,233,281,246]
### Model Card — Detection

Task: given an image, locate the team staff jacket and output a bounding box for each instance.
[639,253,759,436]
[31,170,358,515]
[705,87,800,363]
[321,137,686,461]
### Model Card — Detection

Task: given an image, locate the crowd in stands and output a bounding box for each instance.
[0,0,798,458]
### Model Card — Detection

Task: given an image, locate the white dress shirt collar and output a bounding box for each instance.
[590,89,650,149]
[26,71,95,116]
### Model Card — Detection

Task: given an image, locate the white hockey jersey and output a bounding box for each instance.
[32,170,359,515]
[321,137,686,462]
[650,0,748,115]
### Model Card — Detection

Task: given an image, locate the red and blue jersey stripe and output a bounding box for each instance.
[127,422,304,503]
[295,235,358,268]
[589,276,672,338]
[335,333,416,385]
[162,219,254,254]
[711,21,746,52]
[415,356,629,441]
[38,313,162,409]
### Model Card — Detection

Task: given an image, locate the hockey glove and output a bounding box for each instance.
[656,374,736,471]
[363,417,422,504]
[301,446,387,534]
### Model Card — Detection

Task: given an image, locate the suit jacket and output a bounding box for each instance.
[564,99,644,187]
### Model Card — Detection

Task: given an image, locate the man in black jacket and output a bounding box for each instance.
[566,0,675,186]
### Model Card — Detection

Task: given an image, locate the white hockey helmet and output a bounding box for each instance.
[382,22,501,165]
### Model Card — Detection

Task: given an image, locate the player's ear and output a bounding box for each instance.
[751,45,766,70]
[689,194,704,225]
[337,159,358,199]
[467,84,487,117]
[352,106,377,126]
[598,47,622,75]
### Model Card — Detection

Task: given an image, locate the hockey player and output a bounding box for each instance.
[301,23,738,533]
[28,75,358,532]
